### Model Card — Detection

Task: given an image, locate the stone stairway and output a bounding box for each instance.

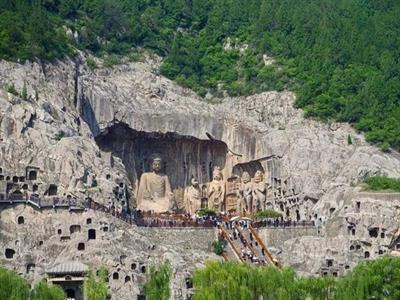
[218,225,244,262]
[219,221,281,268]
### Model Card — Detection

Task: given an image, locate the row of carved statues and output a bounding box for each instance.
[183,167,269,215]
[135,155,270,214]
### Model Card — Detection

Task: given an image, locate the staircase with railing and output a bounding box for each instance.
[249,224,281,268]
[218,220,281,268]
[218,225,244,262]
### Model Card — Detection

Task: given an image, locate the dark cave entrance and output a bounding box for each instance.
[96,123,228,205]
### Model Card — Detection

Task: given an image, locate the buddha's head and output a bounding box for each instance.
[150,155,162,173]
[254,170,264,183]
[212,167,223,181]
[191,177,199,187]
[242,172,251,183]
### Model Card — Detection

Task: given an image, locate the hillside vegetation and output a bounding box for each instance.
[0,0,399,150]
[364,176,400,192]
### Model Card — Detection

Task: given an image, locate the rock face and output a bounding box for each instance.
[1,54,400,293]
[0,205,217,300]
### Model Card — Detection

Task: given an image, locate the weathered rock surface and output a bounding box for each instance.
[0,205,217,300]
[1,54,400,289]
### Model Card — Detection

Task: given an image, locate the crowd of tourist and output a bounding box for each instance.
[252,218,315,228]
[220,220,268,265]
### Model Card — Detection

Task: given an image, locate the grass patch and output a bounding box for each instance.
[363,176,400,192]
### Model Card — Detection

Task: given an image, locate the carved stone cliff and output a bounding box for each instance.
[1,54,400,286]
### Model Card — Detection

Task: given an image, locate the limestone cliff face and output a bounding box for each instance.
[1,55,400,279]
[1,57,399,202]
[0,205,217,300]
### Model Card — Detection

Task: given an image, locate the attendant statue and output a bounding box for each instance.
[184,177,202,215]
[208,167,225,212]
[237,172,252,215]
[252,170,266,212]
[136,155,173,213]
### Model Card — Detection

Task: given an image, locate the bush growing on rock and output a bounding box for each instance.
[364,176,400,192]
[254,209,283,219]
[197,208,217,217]
[212,240,224,255]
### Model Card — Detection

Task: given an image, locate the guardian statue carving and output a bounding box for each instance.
[252,170,266,212]
[184,177,202,215]
[208,167,225,212]
[237,172,252,215]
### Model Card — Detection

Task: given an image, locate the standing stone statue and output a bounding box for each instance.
[252,170,266,212]
[237,172,252,215]
[184,177,202,215]
[136,155,173,213]
[208,167,225,212]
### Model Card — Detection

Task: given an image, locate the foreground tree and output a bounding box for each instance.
[192,257,400,300]
[31,281,66,300]
[83,268,109,300]
[0,267,30,300]
[144,261,172,300]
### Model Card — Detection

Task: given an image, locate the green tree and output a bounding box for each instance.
[31,281,66,300]
[83,268,109,300]
[0,267,30,300]
[143,261,172,300]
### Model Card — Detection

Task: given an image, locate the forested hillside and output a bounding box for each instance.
[0,0,399,150]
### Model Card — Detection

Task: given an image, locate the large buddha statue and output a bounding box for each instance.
[184,177,202,215]
[237,172,252,215]
[208,167,225,212]
[136,155,173,212]
[252,170,266,212]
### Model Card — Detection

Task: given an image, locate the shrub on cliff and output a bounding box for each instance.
[212,240,224,255]
[254,209,283,219]
[364,176,400,192]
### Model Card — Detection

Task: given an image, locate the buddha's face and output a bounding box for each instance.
[213,172,222,181]
[191,178,199,186]
[254,170,264,183]
[151,159,162,172]
[242,172,250,183]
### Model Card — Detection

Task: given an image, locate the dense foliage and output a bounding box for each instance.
[143,261,172,300]
[193,257,400,300]
[0,0,399,149]
[193,261,335,300]
[364,176,400,192]
[0,267,30,300]
[0,267,66,300]
[31,281,66,300]
[212,240,224,255]
[197,208,217,217]
[254,209,283,219]
[334,256,400,300]
[83,269,109,300]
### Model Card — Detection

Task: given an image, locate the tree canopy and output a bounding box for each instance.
[0,266,66,300]
[0,0,399,149]
[192,257,400,300]
[143,261,172,300]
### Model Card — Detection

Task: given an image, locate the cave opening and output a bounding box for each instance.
[95,123,229,207]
